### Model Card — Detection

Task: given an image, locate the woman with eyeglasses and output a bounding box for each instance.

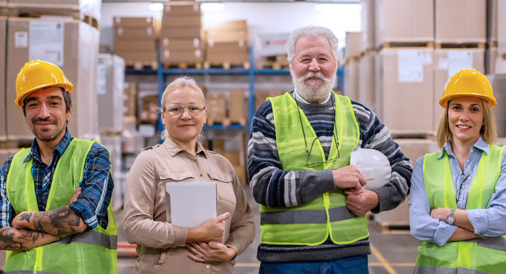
[123,76,255,274]
[409,69,506,274]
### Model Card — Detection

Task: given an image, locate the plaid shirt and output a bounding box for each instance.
[0,130,113,229]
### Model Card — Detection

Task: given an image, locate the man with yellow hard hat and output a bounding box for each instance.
[0,60,117,273]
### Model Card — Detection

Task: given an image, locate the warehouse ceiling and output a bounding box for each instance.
[102,0,360,3]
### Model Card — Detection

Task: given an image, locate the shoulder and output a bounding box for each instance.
[350,99,374,122]
[0,155,14,177]
[205,150,235,172]
[255,100,273,118]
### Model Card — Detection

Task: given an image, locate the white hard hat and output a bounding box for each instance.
[350,148,391,190]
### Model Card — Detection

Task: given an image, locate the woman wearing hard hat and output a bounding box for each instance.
[409,69,506,274]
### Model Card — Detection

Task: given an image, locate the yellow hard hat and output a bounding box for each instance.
[15,60,74,108]
[439,69,496,109]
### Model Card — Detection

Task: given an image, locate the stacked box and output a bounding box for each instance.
[345,32,361,60]
[206,92,227,122]
[433,49,485,133]
[499,0,506,55]
[100,135,123,211]
[124,82,137,118]
[435,0,486,44]
[375,0,434,48]
[161,3,203,65]
[140,95,158,124]
[228,89,246,124]
[489,75,506,137]
[358,52,376,112]
[487,47,498,74]
[360,0,375,52]
[0,18,5,142]
[6,18,100,141]
[114,17,157,65]
[97,54,125,134]
[206,20,249,64]
[344,59,359,101]
[255,90,285,110]
[375,48,434,135]
[7,0,101,23]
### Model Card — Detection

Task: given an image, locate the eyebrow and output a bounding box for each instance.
[25,95,63,103]
[451,103,482,107]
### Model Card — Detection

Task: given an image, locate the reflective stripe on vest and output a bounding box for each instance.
[261,92,369,245]
[5,139,118,274]
[415,145,506,274]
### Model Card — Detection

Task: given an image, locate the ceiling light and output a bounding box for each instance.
[201,3,225,12]
[149,3,164,11]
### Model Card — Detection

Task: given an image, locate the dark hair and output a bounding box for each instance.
[22,87,72,116]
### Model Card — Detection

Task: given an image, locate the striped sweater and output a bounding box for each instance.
[247,91,413,262]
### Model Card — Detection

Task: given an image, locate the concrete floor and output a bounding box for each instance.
[117,188,419,274]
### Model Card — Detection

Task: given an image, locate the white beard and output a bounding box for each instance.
[293,71,336,103]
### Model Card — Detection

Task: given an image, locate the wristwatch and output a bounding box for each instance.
[446,209,456,225]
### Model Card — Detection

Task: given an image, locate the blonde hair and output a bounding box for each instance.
[436,99,497,148]
[160,76,205,140]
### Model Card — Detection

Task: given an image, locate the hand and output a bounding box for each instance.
[345,189,379,216]
[186,241,236,263]
[430,207,451,221]
[188,213,230,242]
[332,165,367,194]
[69,187,81,204]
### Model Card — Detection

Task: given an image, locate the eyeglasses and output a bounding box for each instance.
[163,104,206,116]
[295,97,340,168]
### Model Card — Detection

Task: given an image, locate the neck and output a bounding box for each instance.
[451,137,478,162]
[171,137,198,156]
[36,137,63,164]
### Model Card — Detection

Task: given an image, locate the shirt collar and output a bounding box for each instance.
[438,136,489,159]
[163,137,208,158]
[24,129,73,163]
[293,88,332,104]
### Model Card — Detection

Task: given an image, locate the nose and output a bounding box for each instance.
[38,103,50,119]
[180,107,192,119]
[308,58,320,71]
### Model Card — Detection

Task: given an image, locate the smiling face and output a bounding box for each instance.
[24,86,72,143]
[448,96,484,146]
[161,86,207,149]
[290,35,337,103]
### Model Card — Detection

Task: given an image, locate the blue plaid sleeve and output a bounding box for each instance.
[69,142,113,229]
[0,156,15,228]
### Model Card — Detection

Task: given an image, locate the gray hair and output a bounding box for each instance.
[285,25,339,63]
[160,76,205,140]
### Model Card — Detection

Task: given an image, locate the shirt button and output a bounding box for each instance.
[44,192,48,195]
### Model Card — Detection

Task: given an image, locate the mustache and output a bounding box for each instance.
[302,72,329,81]
[32,117,55,124]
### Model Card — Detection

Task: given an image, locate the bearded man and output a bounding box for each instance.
[247,26,413,274]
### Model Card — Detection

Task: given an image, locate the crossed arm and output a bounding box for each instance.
[430,208,479,241]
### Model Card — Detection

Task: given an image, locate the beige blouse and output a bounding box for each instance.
[123,138,255,274]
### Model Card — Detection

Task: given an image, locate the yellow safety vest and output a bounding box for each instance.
[5,139,118,274]
[416,145,506,274]
[260,92,369,245]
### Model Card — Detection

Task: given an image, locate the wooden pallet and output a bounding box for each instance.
[373,221,411,234]
[0,139,32,150]
[435,42,486,49]
[125,61,158,70]
[82,14,99,30]
[256,61,289,70]
[163,62,202,69]
[379,41,434,50]
[203,61,250,70]
[207,118,231,127]
[229,117,247,126]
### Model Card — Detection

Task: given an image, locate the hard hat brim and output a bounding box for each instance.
[439,94,497,109]
[15,82,74,108]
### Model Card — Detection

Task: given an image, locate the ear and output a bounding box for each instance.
[66,103,74,123]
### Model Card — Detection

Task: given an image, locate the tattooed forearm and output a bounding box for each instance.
[12,206,86,236]
[0,227,60,251]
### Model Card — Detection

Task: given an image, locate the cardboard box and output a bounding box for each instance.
[358,52,376,112]
[160,27,201,39]
[6,18,100,141]
[115,50,156,62]
[140,95,158,122]
[207,41,247,51]
[206,93,226,121]
[0,18,5,141]
[124,82,137,117]
[344,59,359,102]
[375,48,434,135]
[97,54,125,134]
[207,30,248,43]
[210,20,247,31]
[489,74,506,137]
[163,2,201,15]
[435,0,486,43]
[162,49,202,63]
[206,52,248,63]
[113,16,154,28]
[433,49,485,132]
[360,0,375,52]
[496,55,506,74]
[8,0,102,21]
[498,0,506,55]
[345,32,361,59]
[162,15,201,27]
[256,32,289,57]
[487,47,498,74]
[375,0,434,48]
[161,37,201,50]
[100,135,122,211]
[115,26,156,40]
[114,40,156,52]
[229,89,245,122]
